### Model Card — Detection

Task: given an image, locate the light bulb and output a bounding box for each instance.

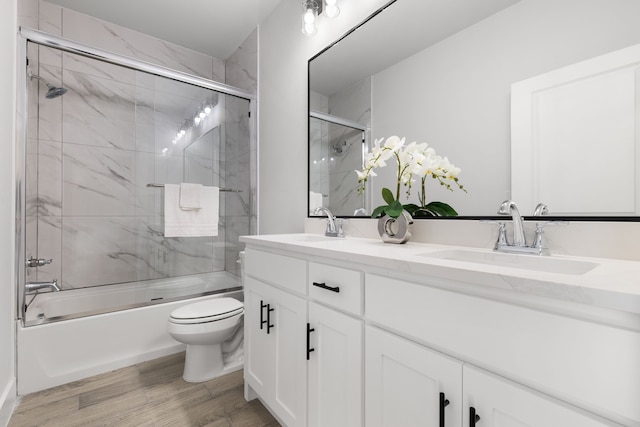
[303,22,317,36]
[180,129,186,137]
[199,111,206,119]
[324,0,339,18]
[194,116,201,125]
[204,106,212,115]
[304,8,316,24]
[301,1,319,36]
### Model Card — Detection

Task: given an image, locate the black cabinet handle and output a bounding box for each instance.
[439,392,450,427]
[266,304,274,334]
[260,300,267,330]
[306,323,315,360]
[312,281,340,293]
[470,407,480,426]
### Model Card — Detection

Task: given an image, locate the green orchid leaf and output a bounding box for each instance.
[424,201,459,217]
[385,199,404,219]
[411,209,435,218]
[381,187,395,205]
[370,205,387,219]
[402,203,420,216]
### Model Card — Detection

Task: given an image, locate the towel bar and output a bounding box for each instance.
[146,183,242,193]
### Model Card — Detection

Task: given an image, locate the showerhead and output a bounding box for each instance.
[44,84,67,99]
[29,72,67,99]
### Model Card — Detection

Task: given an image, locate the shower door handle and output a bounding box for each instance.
[26,257,52,268]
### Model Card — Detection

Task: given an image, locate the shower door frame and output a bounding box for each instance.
[15,27,258,323]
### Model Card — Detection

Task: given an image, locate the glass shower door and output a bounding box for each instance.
[22,40,253,322]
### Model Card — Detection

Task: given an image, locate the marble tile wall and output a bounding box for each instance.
[224,30,257,274]
[309,77,371,216]
[22,1,256,289]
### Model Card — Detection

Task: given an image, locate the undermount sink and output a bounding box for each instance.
[419,249,599,275]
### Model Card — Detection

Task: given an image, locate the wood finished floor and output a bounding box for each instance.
[8,352,280,427]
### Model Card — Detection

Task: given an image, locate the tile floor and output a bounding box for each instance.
[8,352,280,427]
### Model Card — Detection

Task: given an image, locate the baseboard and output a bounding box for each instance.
[0,378,16,427]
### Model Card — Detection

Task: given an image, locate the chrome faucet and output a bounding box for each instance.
[488,201,567,255]
[313,207,344,237]
[26,279,60,293]
[353,207,369,216]
[533,202,549,217]
[497,200,526,247]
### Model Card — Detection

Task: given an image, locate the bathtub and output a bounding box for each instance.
[17,271,243,395]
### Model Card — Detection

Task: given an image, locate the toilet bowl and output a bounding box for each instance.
[168,297,244,382]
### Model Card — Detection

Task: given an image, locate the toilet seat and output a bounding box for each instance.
[169,298,244,325]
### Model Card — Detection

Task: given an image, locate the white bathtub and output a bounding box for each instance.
[17,272,243,395]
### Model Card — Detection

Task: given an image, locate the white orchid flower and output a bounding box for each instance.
[355,170,368,181]
[383,136,405,152]
[355,135,465,203]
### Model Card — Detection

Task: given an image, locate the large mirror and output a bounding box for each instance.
[308,0,640,219]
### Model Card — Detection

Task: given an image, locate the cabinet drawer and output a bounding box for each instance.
[245,248,307,294]
[309,262,362,315]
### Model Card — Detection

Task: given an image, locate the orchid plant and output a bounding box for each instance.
[356,136,466,219]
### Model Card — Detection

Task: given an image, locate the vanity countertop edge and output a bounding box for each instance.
[240,233,640,319]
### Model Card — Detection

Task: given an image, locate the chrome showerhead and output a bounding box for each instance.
[44,84,67,99]
[29,72,67,99]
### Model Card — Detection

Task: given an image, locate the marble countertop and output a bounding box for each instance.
[240,233,640,317]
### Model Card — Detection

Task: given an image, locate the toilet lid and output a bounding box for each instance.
[170,298,243,322]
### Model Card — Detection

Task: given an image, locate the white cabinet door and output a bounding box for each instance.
[244,276,308,427]
[308,302,362,427]
[463,366,618,427]
[365,326,463,427]
[244,277,274,399]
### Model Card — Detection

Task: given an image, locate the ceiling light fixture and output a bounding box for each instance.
[302,0,321,36]
[301,0,340,36]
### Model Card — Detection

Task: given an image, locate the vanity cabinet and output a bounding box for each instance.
[244,276,308,427]
[366,273,628,427]
[307,302,362,427]
[244,249,308,427]
[463,366,614,427]
[242,238,637,427]
[244,249,363,427]
[365,325,613,427]
[365,326,462,427]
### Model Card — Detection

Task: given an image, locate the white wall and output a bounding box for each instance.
[371,0,640,215]
[257,0,389,234]
[0,0,17,423]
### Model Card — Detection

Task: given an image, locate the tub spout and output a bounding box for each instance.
[26,279,60,293]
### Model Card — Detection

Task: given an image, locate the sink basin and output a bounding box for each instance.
[419,249,599,275]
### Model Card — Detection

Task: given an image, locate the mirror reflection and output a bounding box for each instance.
[308,0,640,218]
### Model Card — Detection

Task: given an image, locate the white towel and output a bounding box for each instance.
[164,184,219,237]
[179,183,203,210]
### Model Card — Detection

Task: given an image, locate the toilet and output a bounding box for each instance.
[168,297,244,382]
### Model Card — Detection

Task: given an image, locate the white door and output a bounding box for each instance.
[244,277,308,427]
[365,326,463,427]
[463,366,618,427]
[308,302,363,427]
[244,277,275,399]
[270,285,308,427]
